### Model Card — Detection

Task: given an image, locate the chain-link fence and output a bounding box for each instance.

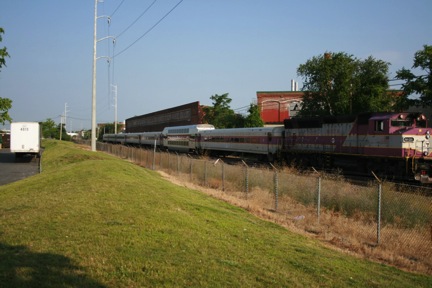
[96,142,432,274]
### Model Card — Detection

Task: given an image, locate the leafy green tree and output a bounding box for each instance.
[0,28,8,70]
[83,130,92,140]
[58,123,71,141]
[203,93,237,128]
[244,103,264,127]
[231,113,246,128]
[297,52,393,116]
[0,98,12,125]
[396,45,432,107]
[0,27,12,125]
[41,118,59,139]
[97,123,122,140]
[355,56,394,112]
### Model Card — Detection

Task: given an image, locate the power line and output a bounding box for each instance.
[115,0,158,39]
[67,115,90,121]
[389,74,428,81]
[113,0,184,58]
[233,105,250,112]
[110,0,126,17]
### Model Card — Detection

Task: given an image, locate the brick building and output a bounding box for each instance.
[256,91,303,124]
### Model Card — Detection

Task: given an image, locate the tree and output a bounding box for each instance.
[0,98,12,125]
[0,28,8,70]
[41,118,58,139]
[58,123,71,141]
[243,103,264,127]
[0,27,12,125]
[355,56,395,112]
[98,123,118,139]
[396,45,432,106]
[297,52,394,116]
[203,93,237,128]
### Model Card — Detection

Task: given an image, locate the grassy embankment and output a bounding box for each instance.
[0,140,430,287]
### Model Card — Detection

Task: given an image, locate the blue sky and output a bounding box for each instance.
[1,0,431,131]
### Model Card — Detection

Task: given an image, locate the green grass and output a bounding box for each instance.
[0,140,430,287]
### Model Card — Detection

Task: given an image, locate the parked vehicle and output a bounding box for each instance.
[10,122,41,158]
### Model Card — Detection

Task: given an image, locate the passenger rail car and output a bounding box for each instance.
[162,124,215,152]
[103,131,162,147]
[197,126,284,160]
[102,133,126,144]
[283,112,432,182]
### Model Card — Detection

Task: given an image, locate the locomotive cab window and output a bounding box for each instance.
[374,120,385,132]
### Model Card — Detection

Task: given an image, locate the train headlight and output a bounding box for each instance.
[424,151,429,156]
[426,131,430,139]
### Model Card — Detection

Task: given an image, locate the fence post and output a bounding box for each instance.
[317,176,321,224]
[269,163,278,212]
[147,148,151,169]
[312,167,322,224]
[189,156,193,182]
[176,152,180,175]
[377,182,382,244]
[222,161,225,191]
[204,160,208,186]
[152,139,156,170]
[372,171,382,245]
[212,159,225,191]
[242,160,249,199]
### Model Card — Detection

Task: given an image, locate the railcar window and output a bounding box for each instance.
[167,140,189,146]
[168,128,189,134]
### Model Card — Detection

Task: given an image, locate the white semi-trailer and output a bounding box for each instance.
[10,122,41,157]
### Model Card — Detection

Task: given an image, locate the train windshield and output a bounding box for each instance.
[416,119,427,128]
[391,120,413,127]
[391,118,427,128]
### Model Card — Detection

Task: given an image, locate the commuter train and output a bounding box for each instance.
[102,112,432,184]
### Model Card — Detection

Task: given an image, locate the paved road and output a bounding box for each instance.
[0,149,41,186]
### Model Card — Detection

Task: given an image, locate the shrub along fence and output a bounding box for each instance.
[96,142,432,274]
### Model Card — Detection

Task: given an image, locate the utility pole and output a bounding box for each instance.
[60,115,63,141]
[64,103,70,133]
[112,84,118,134]
[91,0,98,151]
[91,0,114,151]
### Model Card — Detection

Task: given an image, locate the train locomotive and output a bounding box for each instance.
[102,112,432,184]
[283,112,431,183]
